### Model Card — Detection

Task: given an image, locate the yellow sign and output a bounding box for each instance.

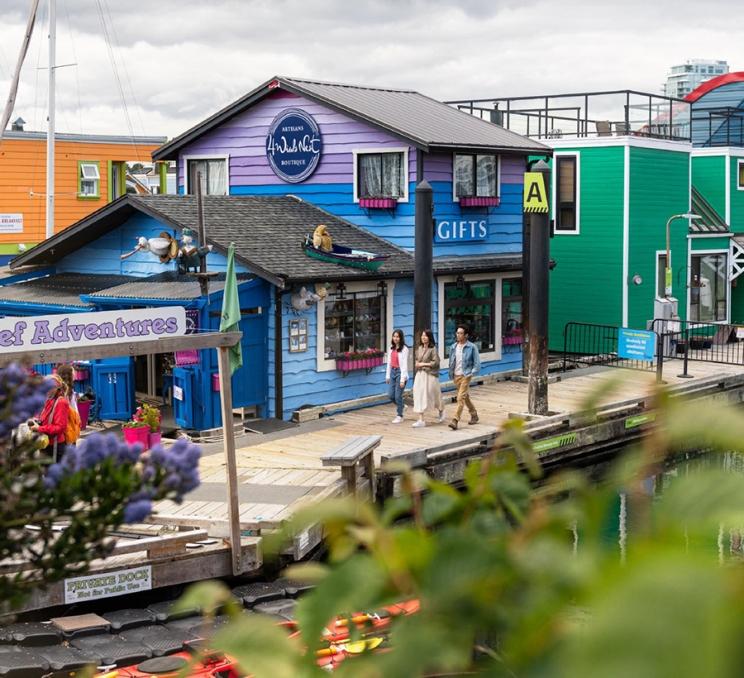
[523,172,549,213]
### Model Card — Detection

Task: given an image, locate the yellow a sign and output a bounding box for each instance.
[523,172,549,213]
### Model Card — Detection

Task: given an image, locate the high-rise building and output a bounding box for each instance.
[664,59,729,98]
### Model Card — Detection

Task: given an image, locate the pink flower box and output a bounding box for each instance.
[335,354,384,374]
[359,197,398,209]
[459,196,500,207]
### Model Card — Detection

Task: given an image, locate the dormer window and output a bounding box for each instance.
[454,153,499,199]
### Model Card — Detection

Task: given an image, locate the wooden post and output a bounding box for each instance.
[217,345,242,575]
[195,171,209,298]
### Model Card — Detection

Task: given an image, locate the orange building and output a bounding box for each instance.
[0,126,166,262]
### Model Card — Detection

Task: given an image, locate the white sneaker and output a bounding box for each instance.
[391,416,403,424]
[412,420,426,428]
[438,410,446,423]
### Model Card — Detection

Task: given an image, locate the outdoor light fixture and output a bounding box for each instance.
[665,213,701,297]
[456,275,465,290]
[377,280,388,296]
[336,281,346,299]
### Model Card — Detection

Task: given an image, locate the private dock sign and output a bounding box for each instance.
[617,328,656,361]
[0,307,187,354]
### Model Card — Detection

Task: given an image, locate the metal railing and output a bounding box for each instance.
[562,322,663,381]
[651,319,744,367]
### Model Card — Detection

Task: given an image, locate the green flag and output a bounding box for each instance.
[220,242,243,374]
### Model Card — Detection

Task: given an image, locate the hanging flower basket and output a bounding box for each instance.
[459,196,500,207]
[359,197,398,209]
[336,349,385,376]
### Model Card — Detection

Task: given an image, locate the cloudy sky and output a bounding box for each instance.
[0,0,742,141]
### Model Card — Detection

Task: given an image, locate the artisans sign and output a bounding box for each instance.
[266,107,322,183]
[0,306,187,354]
[64,565,152,604]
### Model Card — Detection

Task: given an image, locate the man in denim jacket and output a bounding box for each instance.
[447,325,481,430]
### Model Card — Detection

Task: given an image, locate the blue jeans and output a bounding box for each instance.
[388,367,404,417]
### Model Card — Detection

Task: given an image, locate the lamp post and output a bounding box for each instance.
[665,213,701,297]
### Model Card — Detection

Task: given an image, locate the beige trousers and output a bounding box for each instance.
[453,375,477,421]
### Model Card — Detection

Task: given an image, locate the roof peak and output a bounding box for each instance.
[279,75,416,95]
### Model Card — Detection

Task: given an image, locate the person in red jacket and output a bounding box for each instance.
[32,374,71,461]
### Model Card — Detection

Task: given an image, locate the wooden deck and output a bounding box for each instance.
[11,358,744,614]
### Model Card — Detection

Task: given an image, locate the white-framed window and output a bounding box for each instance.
[655,251,668,298]
[553,153,580,233]
[352,148,409,202]
[453,153,500,200]
[78,161,100,198]
[184,156,228,195]
[737,159,744,191]
[689,251,728,322]
[317,279,396,372]
[437,273,520,363]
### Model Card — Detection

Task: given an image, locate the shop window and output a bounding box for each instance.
[186,158,227,195]
[555,155,578,232]
[690,253,727,322]
[356,151,406,200]
[737,160,744,190]
[502,278,523,351]
[656,253,668,298]
[78,161,100,198]
[323,288,386,359]
[443,279,495,357]
[454,153,498,198]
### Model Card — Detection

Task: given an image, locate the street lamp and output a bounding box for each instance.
[665,212,701,297]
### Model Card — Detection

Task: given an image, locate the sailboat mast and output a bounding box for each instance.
[45,0,55,240]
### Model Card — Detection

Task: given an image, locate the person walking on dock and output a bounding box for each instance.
[412,329,445,428]
[448,325,480,430]
[386,329,409,424]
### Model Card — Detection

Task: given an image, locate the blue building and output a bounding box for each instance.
[5,76,547,427]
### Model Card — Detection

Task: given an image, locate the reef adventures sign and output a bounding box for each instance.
[0,307,187,354]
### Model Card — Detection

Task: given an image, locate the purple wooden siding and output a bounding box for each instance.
[425,152,524,185]
[178,90,416,188]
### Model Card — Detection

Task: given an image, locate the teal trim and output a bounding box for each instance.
[0,266,54,286]
[0,300,88,314]
[78,294,206,308]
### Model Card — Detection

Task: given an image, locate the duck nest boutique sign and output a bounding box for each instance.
[266,108,322,183]
[0,307,187,354]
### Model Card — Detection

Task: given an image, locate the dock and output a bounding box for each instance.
[9,357,744,614]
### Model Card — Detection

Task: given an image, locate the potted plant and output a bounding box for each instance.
[77,391,95,429]
[134,403,162,448]
[122,419,150,448]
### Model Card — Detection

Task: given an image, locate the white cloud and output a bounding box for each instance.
[0,0,741,139]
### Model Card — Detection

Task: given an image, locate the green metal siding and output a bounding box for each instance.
[628,146,690,327]
[548,145,625,349]
[731,285,744,324]
[690,236,730,250]
[692,155,726,219]
[729,156,744,233]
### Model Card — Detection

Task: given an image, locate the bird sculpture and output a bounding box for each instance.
[121,232,179,262]
[291,286,322,312]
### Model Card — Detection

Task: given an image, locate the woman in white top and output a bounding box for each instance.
[385,329,409,424]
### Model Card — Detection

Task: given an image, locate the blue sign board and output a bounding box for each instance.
[617,328,656,361]
[434,219,488,243]
[266,108,322,183]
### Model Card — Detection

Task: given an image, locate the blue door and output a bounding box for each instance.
[92,359,134,420]
[172,366,196,429]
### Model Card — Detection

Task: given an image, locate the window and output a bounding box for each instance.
[656,253,668,298]
[356,151,405,200]
[737,160,744,190]
[454,153,498,198]
[78,161,100,198]
[555,155,578,232]
[186,158,227,195]
[502,278,523,351]
[323,288,386,359]
[690,253,728,322]
[443,279,495,357]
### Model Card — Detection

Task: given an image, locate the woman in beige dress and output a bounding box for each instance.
[412,329,445,428]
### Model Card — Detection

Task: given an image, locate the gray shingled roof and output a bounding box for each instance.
[154,76,549,160]
[0,273,135,309]
[433,253,522,275]
[11,195,415,288]
[89,271,255,301]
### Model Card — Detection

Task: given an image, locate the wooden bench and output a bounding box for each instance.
[321,435,381,498]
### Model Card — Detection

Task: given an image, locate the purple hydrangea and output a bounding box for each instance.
[0,364,51,441]
[123,498,153,524]
[142,438,201,502]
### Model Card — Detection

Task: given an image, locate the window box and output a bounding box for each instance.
[359,197,398,209]
[336,351,385,375]
[459,195,500,208]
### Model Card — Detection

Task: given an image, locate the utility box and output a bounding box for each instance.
[654,296,678,321]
